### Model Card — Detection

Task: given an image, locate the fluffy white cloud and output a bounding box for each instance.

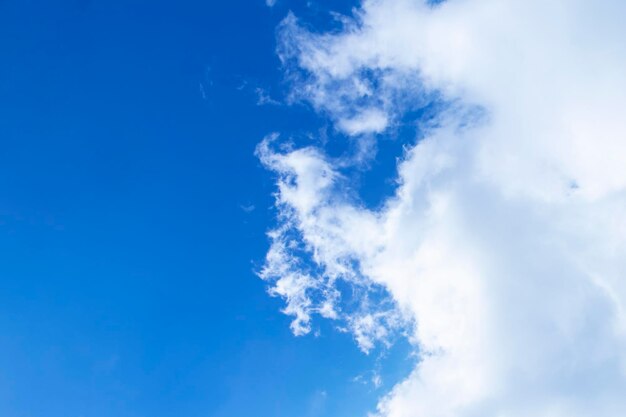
[259,1,626,415]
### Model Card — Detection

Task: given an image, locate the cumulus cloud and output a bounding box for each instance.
[259,1,626,416]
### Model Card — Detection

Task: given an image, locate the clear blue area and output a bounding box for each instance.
[0,1,412,416]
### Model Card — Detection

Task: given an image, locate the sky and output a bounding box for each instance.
[3,1,626,417]
[0,1,411,417]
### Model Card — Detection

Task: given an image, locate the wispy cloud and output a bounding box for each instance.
[260,1,626,416]
[255,87,281,106]
[240,204,255,213]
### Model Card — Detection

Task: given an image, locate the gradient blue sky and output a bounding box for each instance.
[0,1,412,416]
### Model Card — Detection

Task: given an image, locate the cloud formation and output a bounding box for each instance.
[259,1,626,415]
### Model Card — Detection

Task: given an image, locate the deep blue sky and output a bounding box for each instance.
[0,1,412,416]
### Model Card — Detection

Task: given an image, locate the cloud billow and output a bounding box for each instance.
[258,1,626,415]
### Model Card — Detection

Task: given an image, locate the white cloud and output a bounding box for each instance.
[265,0,277,8]
[259,1,626,416]
[337,108,388,136]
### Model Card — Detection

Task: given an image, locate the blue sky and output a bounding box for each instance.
[0,1,412,416]
[5,1,626,417]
